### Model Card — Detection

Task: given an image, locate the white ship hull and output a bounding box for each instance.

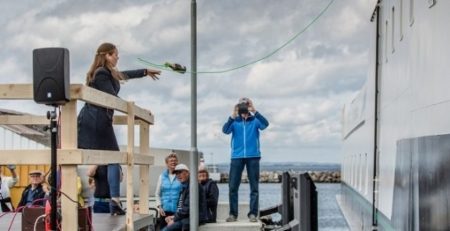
[341,1,450,230]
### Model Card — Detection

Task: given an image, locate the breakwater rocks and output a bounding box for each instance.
[219,171,341,183]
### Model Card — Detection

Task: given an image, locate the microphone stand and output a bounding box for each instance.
[46,107,58,231]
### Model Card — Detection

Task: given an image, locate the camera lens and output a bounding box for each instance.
[238,103,249,114]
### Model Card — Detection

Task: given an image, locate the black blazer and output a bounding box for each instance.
[77,67,146,150]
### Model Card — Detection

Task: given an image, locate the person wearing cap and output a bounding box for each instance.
[155,152,182,229]
[0,165,18,212]
[163,163,207,231]
[222,97,269,222]
[17,170,46,209]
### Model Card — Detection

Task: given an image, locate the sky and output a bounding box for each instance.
[0,0,375,164]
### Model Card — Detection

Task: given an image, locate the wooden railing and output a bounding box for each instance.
[0,83,154,230]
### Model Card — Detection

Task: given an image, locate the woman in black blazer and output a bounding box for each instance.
[78,42,161,215]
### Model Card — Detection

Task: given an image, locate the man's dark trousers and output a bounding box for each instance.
[228,157,260,217]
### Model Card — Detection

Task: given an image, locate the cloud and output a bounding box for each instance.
[0,0,370,164]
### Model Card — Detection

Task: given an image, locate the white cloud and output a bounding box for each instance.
[0,0,370,164]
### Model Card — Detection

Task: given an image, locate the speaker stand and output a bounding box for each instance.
[46,107,58,231]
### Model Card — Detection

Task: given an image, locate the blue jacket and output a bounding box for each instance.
[160,169,182,213]
[222,111,269,159]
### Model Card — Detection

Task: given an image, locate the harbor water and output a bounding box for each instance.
[217,183,349,231]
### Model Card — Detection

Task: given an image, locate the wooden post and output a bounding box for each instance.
[126,102,135,231]
[60,100,79,230]
[139,121,150,214]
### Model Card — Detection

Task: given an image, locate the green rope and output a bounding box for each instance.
[138,0,335,74]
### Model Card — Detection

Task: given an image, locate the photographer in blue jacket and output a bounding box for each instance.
[222,97,269,222]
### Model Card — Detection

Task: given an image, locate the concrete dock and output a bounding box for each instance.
[200,202,262,231]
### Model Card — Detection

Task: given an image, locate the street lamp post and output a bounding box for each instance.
[189,0,199,230]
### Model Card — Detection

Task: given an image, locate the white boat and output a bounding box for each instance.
[340,1,450,230]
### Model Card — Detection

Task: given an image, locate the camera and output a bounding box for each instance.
[237,102,249,115]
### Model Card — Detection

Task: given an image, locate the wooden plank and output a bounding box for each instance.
[60,100,79,230]
[0,149,128,165]
[78,149,128,165]
[139,122,150,214]
[134,154,154,165]
[59,149,128,165]
[0,84,32,99]
[71,85,128,113]
[72,84,153,124]
[114,116,153,126]
[126,102,135,231]
[0,115,48,125]
[60,166,78,229]
[133,105,154,125]
[113,115,144,125]
[0,150,50,164]
[0,83,153,124]
[113,115,129,125]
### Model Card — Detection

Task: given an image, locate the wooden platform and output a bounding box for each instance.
[0,83,154,230]
[0,213,154,231]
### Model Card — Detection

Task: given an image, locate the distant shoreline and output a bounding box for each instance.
[216,170,341,183]
[208,162,341,173]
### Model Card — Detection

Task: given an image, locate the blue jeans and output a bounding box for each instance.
[107,164,121,197]
[93,201,110,213]
[229,157,260,217]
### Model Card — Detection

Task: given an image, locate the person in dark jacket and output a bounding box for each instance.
[222,97,269,222]
[17,170,47,209]
[198,169,219,223]
[77,42,161,216]
[163,164,207,231]
[87,165,111,213]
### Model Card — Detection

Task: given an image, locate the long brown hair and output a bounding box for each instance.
[85,42,125,85]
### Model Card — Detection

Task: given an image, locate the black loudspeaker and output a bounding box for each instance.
[33,47,70,105]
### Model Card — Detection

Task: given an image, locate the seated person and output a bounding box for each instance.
[17,170,47,209]
[198,169,219,223]
[0,165,18,212]
[163,164,207,231]
[155,153,182,229]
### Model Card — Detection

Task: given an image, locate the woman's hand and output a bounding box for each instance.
[147,69,161,80]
